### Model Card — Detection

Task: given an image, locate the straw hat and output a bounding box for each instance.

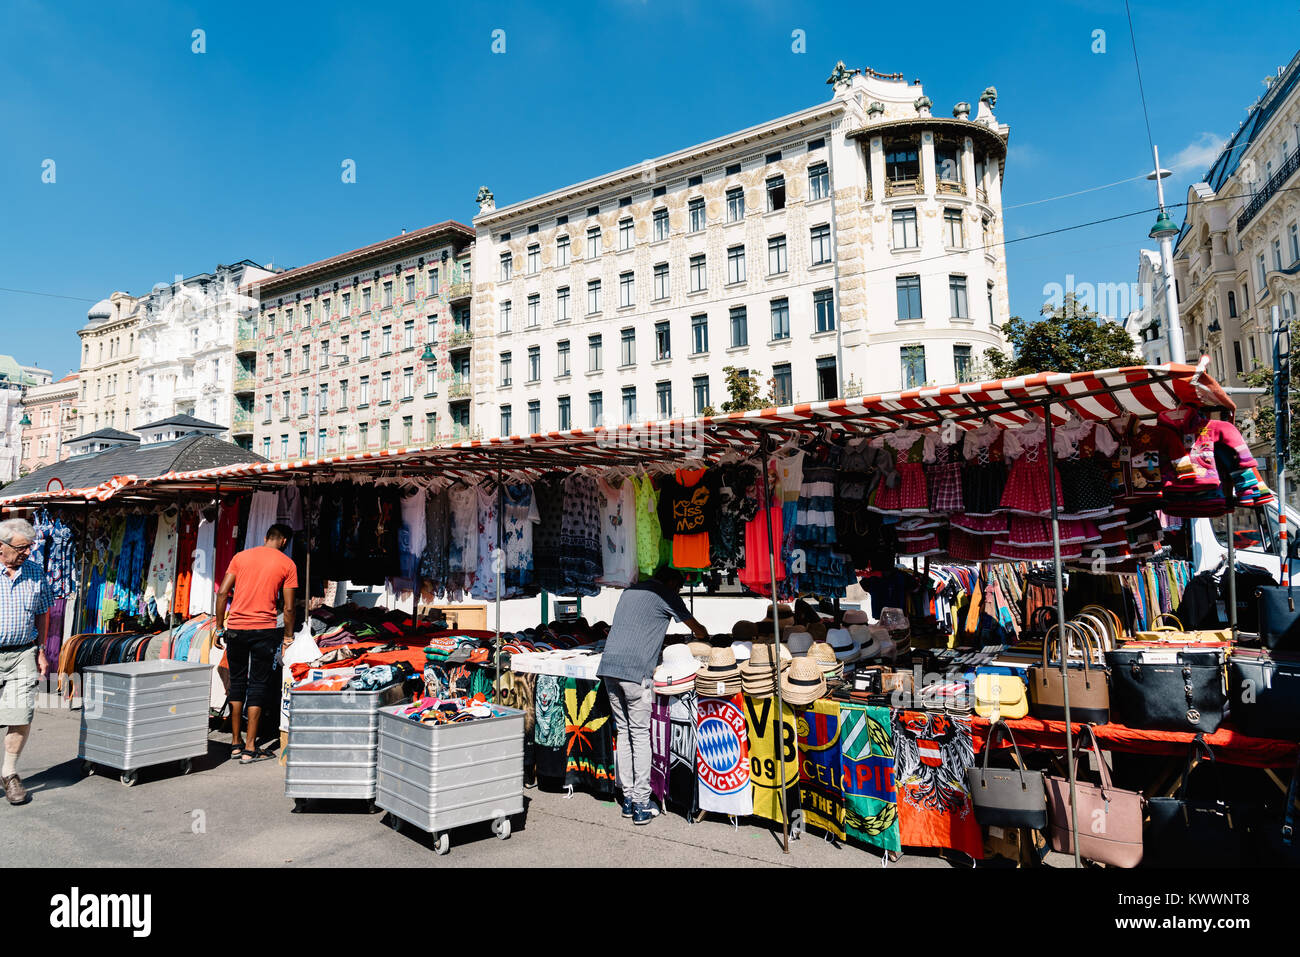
[732,620,758,641]
[810,641,839,671]
[740,641,788,677]
[653,644,701,695]
[687,641,713,663]
[785,630,813,656]
[827,627,861,662]
[695,647,742,697]
[781,657,827,706]
[842,609,870,626]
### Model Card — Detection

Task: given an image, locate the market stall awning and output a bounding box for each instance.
[0,362,1233,508]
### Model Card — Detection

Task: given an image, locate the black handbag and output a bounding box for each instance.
[1258,584,1300,651]
[965,720,1048,829]
[1146,735,1252,868]
[1105,647,1226,733]
[1226,649,1300,738]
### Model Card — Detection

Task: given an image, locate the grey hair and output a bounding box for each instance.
[0,518,37,545]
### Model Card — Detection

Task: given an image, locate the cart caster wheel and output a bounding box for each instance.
[433,832,450,856]
[82,761,95,777]
[292,798,308,814]
[387,814,402,832]
[180,759,192,775]
[120,770,138,787]
[365,799,378,814]
[492,816,511,840]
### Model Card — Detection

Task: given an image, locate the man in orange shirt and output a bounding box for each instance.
[214,524,298,764]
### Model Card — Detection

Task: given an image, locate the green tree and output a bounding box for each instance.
[1240,347,1300,465]
[702,365,774,416]
[983,293,1142,378]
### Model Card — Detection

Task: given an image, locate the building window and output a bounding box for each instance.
[527,400,540,433]
[773,362,792,405]
[500,299,512,333]
[500,352,512,386]
[557,395,571,430]
[589,334,603,371]
[342,291,351,314]
[587,279,602,314]
[618,218,634,250]
[556,234,570,267]
[653,207,669,242]
[808,162,829,200]
[767,235,787,276]
[262,394,272,422]
[527,293,540,328]
[949,275,969,319]
[423,412,435,442]
[380,371,392,403]
[689,197,706,232]
[886,141,920,184]
[653,262,669,300]
[730,305,748,348]
[586,226,601,259]
[816,356,837,401]
[381,325,393,354]
[1290,223,1299,264]
[988,282,995,324]
[500,252,513,281]
[556,340,570,377]
[691,254,709,291]
[766,175,786,211]
[338,380,349,409]
[723,247,747,287]
[655,380,672,418]
[655,320,671,360]
[691,314,708,354]
[299,432,308,456]
[527,346,541,382]
[382,281,393,308]
[359,376,371,406]
[620,271,635,308]
[892,208,918,249]
[262,437,271,458]
[500,404,512,436]
[403,319,414,350]
[901,345,927,388]
[954,345,973,383]
[556,286,570,322]
[402,367,414,399]
[360,331,371,358]
[317,383,328,413]
[770,298,790,340]
[281,434,289,458]
[934,143,960,183]
[589,391,603,427]
[621,386,637,423]
[897,275,923,320]
[1274,238,1284,271]
[426,270,437,297]
[403,275,414,302]
[527,243,540,274]
[692,375,710,414]
[379,419,390,446]
[299,386,308,413]
[358,423,369,448]
[814,289,834,333]
[726,186,745,222]
[944,208,964,248]
[1233,340,1244,375]
[1228,291,1238,318]
[810,224,832,265]
[301,344,310,371]
[620,327,636,367]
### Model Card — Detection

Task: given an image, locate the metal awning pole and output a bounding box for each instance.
[1043,401,1081,869]
[494,458,504,707]
[212,480,222,617]
[759,432,790,855]
[75,503,91,636]
[166,490,183,628]
[1226,509,1237,639]
[303,476,312,632]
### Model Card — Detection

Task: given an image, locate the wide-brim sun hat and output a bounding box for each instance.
[653,644,701,691]
[696,647,740,695]
[810,641,838,669]
[780,656,827,707]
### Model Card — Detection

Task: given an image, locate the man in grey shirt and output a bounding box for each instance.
[597,565,708,825]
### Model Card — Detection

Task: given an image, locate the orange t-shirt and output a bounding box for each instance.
[224,546,298,630]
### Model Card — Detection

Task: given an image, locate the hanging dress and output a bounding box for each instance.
[1054,417,1119,520]
[869,430,931,513]
[961,422,1009,517]
[739,458,786,595]
[632,473,662,580]
[597,475,637,588]
[926,438,965,513]
[558,473,604,596]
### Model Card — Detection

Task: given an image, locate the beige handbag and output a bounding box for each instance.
[1134,613,1231,644]
[1046,725,1145,867]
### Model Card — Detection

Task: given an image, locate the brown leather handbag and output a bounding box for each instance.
[1046,725,1145,867]
[1028,622,1111,724]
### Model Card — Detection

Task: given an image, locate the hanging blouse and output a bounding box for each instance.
[533,476,567,593]
[503,483,541,592]
[633,473,662,580]
[419,483,451,596]
[446,483,479,597]
[558,473,603,596]
[656,468,720,570]
[597,475,637,588]
[471,485,503,600]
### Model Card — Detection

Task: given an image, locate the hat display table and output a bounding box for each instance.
[78,660,211,787]
[374,703,525,856]
[506,648,602,681]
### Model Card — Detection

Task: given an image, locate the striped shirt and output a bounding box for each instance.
[0,559,53,648]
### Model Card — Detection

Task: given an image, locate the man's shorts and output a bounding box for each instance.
[0,644,39,726]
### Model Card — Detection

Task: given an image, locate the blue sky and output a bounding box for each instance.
[1,0,1297,377]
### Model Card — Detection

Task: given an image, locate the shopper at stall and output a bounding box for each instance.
[597,564,708,825]
[0,518,52,806]
[214,523,297,764]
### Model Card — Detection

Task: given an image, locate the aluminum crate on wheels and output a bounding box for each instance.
[374,704,525,856]
[78,660,211,787]
[284,683,406,811]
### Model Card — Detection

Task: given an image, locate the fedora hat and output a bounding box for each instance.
[696,647,741,696]
[780,656,827,707]
[729,640,753,662]
[810,641,839,670]
[806,620,828,643]
[785,630,813,656]
[849,624,879,658]
[653,644,701,694]
[826,627,861,662]
[777,603,795,623]
[687,641,713,663]
[842,608,870,626]
[740,641,788,677]
[732,620,758,641]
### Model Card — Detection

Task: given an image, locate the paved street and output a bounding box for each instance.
[1,704,976,868]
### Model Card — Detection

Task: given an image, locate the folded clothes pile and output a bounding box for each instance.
[399,693,512,725]
[347,661,416,690]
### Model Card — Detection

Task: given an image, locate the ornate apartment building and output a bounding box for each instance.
[470,64,1010,436]
[135,260,277,449]
[75,291,141,437]
[250,222,475,461]
[19,373,78,475]
[0,358,52,483]
[1125,249,1168,365]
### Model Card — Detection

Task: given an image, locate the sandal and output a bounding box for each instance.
[230,742,245,758]
[239,748,272,764]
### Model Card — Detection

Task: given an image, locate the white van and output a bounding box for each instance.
[1193,500,1300,581]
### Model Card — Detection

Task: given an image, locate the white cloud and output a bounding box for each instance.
[1167,132,1228,179]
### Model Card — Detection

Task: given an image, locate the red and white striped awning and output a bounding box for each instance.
[0,362,1233,508]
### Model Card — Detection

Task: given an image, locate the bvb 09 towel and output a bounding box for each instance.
[696,694,753,816]
[892,710,983,859]
[839,703,901,853]
[744,694,798,824]
[564,679,617,796]
[798,700,846,840]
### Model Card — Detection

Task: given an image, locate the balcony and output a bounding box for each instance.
[233,371,256,393]
[232,409,253,433]
[234,321,257,354]
[448,374,472,399]
[449,327,474,347]
[1237,148,1300,234]
[447,282,472,302]
[885,175,924,197]
[936,178,965,196]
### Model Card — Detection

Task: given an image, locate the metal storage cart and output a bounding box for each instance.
[78,660,211,786]
[284,683,406,810]
[375,703,525,856]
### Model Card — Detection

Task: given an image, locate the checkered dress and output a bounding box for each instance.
[926,441,965,513]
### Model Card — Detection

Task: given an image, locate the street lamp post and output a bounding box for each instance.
[1148,145,1187,364]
